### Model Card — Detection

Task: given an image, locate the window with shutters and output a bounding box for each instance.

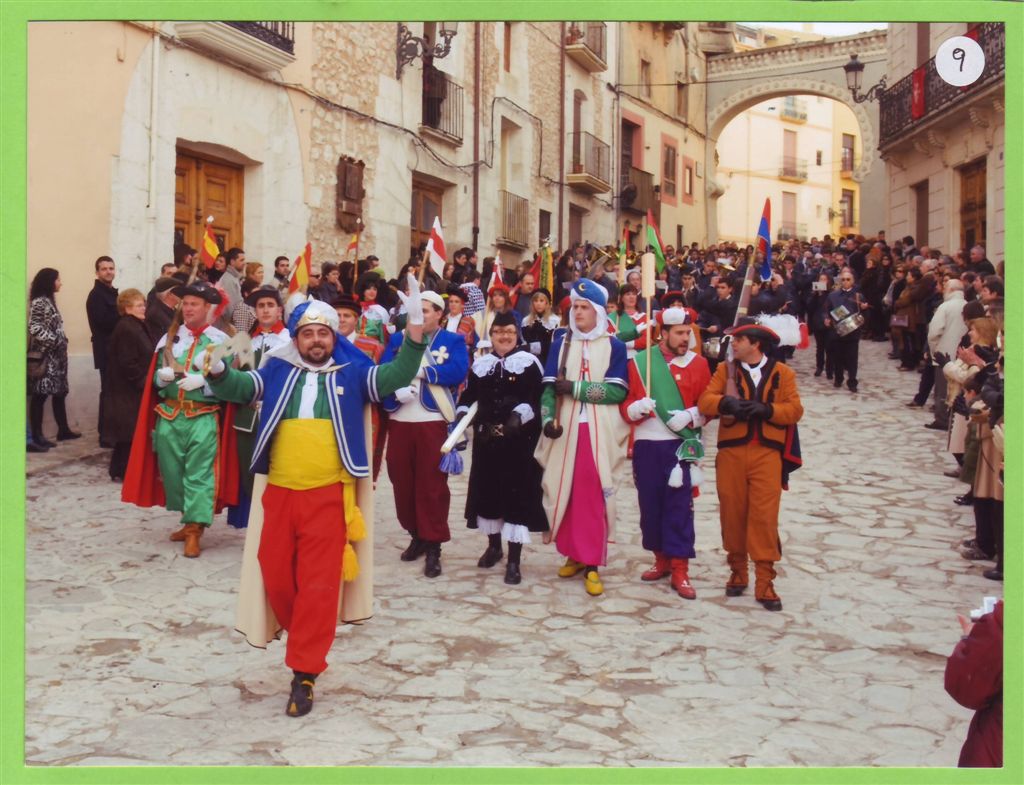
[662,143,677,200]
[336,156,365,232]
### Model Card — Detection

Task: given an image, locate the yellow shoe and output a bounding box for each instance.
[558,558,586,578]
[584,570,604,596]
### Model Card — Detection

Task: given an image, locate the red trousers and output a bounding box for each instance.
[259,482,346,674]
[385,419,451,543]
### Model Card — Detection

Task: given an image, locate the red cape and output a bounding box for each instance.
[121,351,240,512]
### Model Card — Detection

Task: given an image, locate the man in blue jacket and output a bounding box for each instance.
[381,290,470,578]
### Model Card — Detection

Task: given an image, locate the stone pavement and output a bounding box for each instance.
[24,340,1001,767]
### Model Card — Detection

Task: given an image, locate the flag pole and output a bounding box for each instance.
[641,252,656,394]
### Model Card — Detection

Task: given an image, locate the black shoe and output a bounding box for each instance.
[110,475,123,482]
[954,493,975,506]
[504,562,522,585]
[400,537,426,562]
[825,371,833,380]
[924,422,946,431]
[56,431,82,441]
[424,544,442,578]
[833,379,843,388]
[725,585,746,597]
[814,368,823,377]
[983,568,1003,582]
[906,400,925,408]
[477,534,503,568]
[286,675,315,717]
[847,382,858,393]
[758,598,783,611]
[35,437,57,448]
[27,442,48,453]
[99,439,114,448]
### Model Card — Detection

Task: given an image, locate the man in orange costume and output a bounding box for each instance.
[698,318,803,611]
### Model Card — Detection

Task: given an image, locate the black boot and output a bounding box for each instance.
[477,533,504,568]
[424,543,442,578]
[504,542,523,585]
[286,671,316,717]
[400,536,426,561]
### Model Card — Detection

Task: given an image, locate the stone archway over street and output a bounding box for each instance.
[704,31,887,242]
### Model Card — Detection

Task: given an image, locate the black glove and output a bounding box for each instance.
[553,378,574,397]
[718,395,744,417]
[738,400,773,420]
[952,393,970,417]
[933,352,950,367]
[503,413,523,438]
[543,421,563,439]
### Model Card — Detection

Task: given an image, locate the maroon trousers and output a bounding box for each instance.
[259,482,347,675]
[385,419,451,543]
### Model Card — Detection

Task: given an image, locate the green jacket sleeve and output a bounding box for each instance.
[375,335,428,398]
[540,384,557,425]
[574,380,627,405]
[207,366,258,404]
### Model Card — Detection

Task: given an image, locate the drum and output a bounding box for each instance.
[703,336,722,358]
[834,312,865,337]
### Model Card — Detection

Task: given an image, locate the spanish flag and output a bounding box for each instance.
[346,232,359,259]
[288,243,313,294]
[199,225,220,269]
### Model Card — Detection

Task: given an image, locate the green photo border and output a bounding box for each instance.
[1,0,1020,782]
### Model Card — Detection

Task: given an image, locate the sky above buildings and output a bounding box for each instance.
[747,22,888,36]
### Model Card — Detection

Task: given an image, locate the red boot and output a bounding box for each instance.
[670,559,697,600]
[641,551,670,582]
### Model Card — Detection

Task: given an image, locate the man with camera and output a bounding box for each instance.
[824,272,868,392]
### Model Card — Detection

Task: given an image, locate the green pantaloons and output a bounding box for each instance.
[154,412,219,525]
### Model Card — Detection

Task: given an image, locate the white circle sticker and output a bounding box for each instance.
[935,36,985,86]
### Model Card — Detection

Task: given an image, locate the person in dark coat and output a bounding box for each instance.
[86,256,119,446]
[103,289,156,480]
[28,268,79,449]
[945,600,1003,767]
[455,310,548,585]
[145,277,180,342]
[806,273,834,378]
[825,271,867,392]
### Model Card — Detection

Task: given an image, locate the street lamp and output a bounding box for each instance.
[843,53,887,103]
[396,22,459,80]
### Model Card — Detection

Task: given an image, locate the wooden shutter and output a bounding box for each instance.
[336,156,365,232]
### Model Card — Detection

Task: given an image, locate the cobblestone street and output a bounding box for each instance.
[25,340,998,768]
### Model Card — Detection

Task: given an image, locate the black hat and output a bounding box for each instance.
[153,276,179,294]
[172,280,223,304]
[725,317,779,346]
[333,293,361,315]
[531,287,552,302]
[489,310,518,331]
[661,290,685,308]
[445,284,466,301]
[245,285,283,307]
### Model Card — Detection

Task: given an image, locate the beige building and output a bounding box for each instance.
[613,23,721,252]
[716,92,861,244]
[28,20,629,427]
[878,22,1004,260]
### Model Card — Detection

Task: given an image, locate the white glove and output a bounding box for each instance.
[666,409,694,432]
[395,385,419,403]
[529,341,542,355]
[177,373,208,392]
[156,366,176,386]
[512,402,535,425]
[396,273,424,326]
[191,348,225,376]
[626,397,657,420]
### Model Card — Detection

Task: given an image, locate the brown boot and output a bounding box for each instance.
[641,551,671,582]
[182,523,203,558]
[669,558,697,599]
[169,525,189,542]
[725,552,748,596]
[754,561,782,611]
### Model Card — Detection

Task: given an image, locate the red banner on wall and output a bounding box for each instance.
[911,66,927,119]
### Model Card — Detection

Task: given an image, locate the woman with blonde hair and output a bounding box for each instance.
[244,262,264,285]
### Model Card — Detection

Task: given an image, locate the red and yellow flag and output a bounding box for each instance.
[288,243,313,294]
[199,225,220,269]
[346,232,359,259]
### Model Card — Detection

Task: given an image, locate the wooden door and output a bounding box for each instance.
[959,159,986,250]
[174,150,244,252]
[411,178,445,259]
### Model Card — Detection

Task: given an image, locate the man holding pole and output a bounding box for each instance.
[536,278,629,596]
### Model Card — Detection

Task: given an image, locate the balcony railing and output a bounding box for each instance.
[565,22,607,71]
[224,21,295,54]
[880,21,1004,148]
[840,149,856,175]
[778,223,808,241]
[421,72,464,145]
[778,156,808,181]
[781,98,807,122]
[567,132,611,193]
[497,190,529,248]
[620,166,656,215]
